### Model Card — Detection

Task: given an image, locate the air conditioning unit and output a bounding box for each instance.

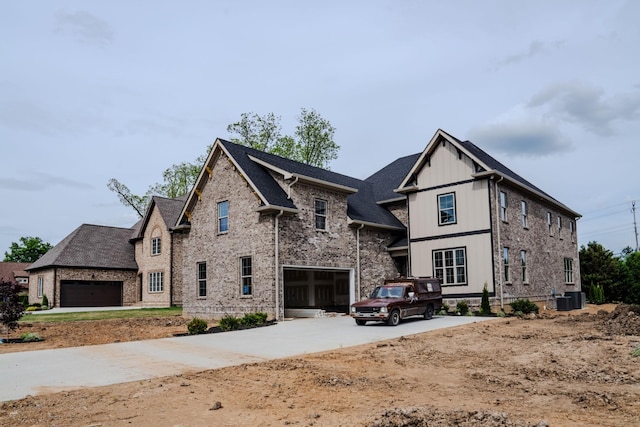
[556,296,572,311]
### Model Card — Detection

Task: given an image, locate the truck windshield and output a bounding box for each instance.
[371,286,404,299]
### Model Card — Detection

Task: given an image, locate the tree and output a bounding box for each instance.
[0,279,25,341]
[620,250,640,304]
[227,108,339,169]
[108,146,212,217]
[579,241,624,303]
[3,236,52,263]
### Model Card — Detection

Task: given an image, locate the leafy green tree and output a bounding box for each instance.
[621,251,640,304]
[3,236,52,263]
[579,241,625,303]
[108,146,212,217]
[227,108,339,169]
[0,279,25,341]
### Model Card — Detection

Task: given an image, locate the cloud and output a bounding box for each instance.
[0,173,93,192]
[468,117,572,157]
[496,40,564,68]
[528,81,640,136]
[54,10,114,47]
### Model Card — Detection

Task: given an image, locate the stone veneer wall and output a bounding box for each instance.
[181,153,276,320]
[490,180,581,306]
[135,206,172,307]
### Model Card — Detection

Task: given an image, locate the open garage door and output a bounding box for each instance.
[60,280,123,307]
[283,268,351,316]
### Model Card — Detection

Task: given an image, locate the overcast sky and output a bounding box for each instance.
[1,1,639,257]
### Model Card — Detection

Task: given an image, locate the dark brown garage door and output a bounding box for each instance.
[60,281,123,307]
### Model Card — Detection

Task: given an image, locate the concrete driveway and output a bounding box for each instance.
[0,314,493,402]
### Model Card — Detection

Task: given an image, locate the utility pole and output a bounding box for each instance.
[633,201,639,252]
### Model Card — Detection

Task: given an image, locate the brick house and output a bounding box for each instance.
[396,129,581,309]
[26,129,581,315]
[0,262,31,291]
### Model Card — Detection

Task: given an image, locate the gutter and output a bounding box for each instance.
[356,223,364,302]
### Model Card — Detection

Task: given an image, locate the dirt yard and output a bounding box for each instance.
[1,304,639,427]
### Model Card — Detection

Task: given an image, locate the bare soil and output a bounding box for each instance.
[1,304,639,427]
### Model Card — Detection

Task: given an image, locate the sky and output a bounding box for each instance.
[1,0,639,257]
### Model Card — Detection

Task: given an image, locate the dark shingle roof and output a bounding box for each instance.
[27,224,138,271]
[155,194,188,226]
[219,140,405,230]
[365,153,421,203]
[0,262,30,282]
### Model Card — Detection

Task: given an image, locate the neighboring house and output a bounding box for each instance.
[396,129,581,308]
[131,195,186,307]
[26,225,139,307]
[25,129,581,314]
[0,262,30,292]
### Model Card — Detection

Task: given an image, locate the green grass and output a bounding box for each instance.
[20,307,182,323]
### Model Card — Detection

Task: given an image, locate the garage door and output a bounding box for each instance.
[60,280,123,307]
[283,269,351,314]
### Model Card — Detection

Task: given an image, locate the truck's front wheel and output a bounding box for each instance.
[387,310,401,326]
[424,304,434,320]
[355,319,367,326]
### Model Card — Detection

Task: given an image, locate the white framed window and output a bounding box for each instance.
[218,200,229,233]
[433,248,467,285]
[558,216,562,239]
[499,191,507,222]
[197,262,207,298]
[521,201,528,228]
[151,237,161,255]
[521,250,528,283]
[240,257,252,296]
[37,276,43,298]
[503,247,510,283]
[315,198,327,230]
[438,192,456,225]
[564,258,574,284]
[570,221,575,242]
[149,271,163,293]
[547,212,552,235]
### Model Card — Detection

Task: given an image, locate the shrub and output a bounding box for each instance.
[187,317,208,335]
[42,294,49,309]
[18,293,29,307]
[218,314,240,331]
[479,283,491,315]
[240,312,268,326]
[632,345,640,357]
[441,303,450,312]
[25,306,40,312]
[510,299,539,314]
[497,310,506,318]
[456,300,469,316]
[590,284,605,305]
[21,332,43,342]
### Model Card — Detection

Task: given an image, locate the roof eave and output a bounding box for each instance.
[255,205,300,215]
[472,170,582,218]
[347,218,404,231]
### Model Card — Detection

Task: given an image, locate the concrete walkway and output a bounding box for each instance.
[0,315,494,402]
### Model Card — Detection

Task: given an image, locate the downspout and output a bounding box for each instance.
[495,175,504,310]
[53,268,57,309]
[287,176,299,199]
[169,230,174,307]
[356,224,364,301]
[275,210,284,321]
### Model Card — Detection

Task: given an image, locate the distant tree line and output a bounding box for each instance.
[579,242,640,304]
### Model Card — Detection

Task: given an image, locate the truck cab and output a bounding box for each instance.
[350,277,442,326]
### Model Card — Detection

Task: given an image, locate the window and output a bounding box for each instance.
[315,199,327,230]
[197,262,207,298]
[433,248,467,285]
[521,250,528,283]
[37,276,43,298]
[218,200,229,233]
[240,256,252,296]
[499,191,507,221]
[564,258,574,283]
[151,237,161,255]
[503,247,510,282]
[438,193,456,225]
[547,212,552,235]
[570,221,575,242]
[558,216,562,239]
[521,201,528,228]
[149,271,163,293]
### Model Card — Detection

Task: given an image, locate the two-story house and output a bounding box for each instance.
[396,129,581,308]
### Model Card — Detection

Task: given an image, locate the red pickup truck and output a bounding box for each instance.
[350,277,443,326]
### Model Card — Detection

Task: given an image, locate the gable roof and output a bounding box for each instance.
[27,224,138,271]
[397,129,581,218]
[133,195,188,240]
[365,153,421,204]
[178,139,405,231]
[0,262,30,283]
